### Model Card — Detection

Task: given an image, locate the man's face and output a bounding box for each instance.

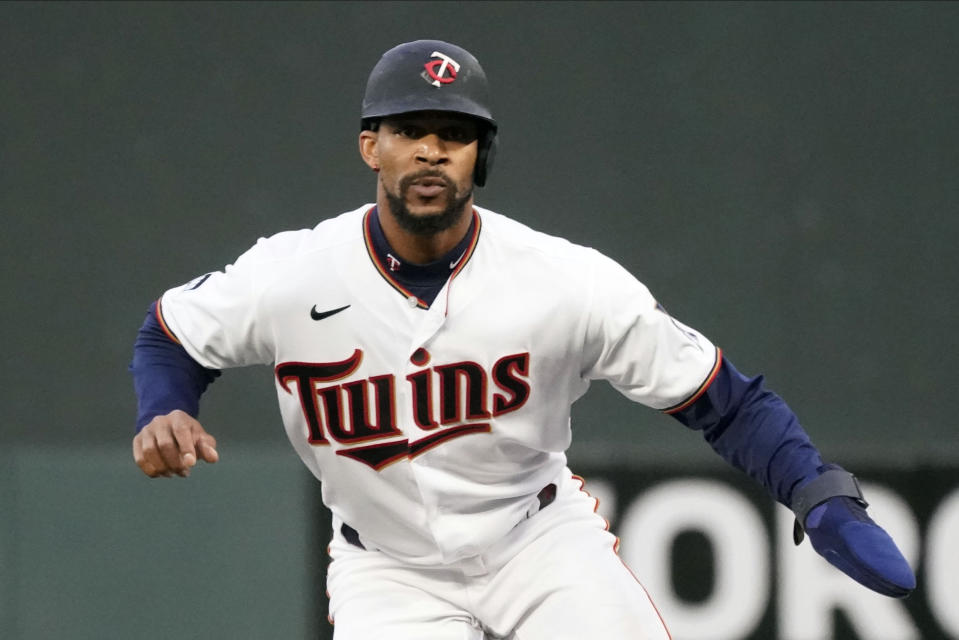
[364,111,480,235]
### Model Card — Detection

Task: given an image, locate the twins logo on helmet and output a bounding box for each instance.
[422,51,460,86]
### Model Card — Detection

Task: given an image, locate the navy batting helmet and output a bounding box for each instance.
[361,40,498,187]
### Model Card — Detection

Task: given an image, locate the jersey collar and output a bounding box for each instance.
[363,206,482,309]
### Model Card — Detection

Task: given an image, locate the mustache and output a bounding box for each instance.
[399,169,455,193]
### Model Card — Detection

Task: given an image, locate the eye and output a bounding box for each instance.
[394,125,424,139]
[440,126,477,143]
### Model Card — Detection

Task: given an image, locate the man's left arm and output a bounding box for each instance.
[670,355,916,598]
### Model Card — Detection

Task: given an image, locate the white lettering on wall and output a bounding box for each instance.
[926,485,959,636]
[618,479,769,640]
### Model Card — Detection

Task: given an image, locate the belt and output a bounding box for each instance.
[340,483,558,551]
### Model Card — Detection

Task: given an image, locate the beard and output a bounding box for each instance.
[383,169,473,236]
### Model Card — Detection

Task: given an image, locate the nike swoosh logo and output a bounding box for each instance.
[310,304,351,321]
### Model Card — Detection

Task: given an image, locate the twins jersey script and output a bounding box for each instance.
[158,204,719,564]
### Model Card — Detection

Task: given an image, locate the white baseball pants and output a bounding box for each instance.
[326,471,671,640]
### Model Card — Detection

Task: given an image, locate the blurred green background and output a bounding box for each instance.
[2,2,956,638]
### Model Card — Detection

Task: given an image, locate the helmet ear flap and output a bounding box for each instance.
[474,126,497,187]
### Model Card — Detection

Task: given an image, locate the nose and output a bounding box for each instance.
[414,134,449,166]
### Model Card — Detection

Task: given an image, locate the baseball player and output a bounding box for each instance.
[130,40,915,639]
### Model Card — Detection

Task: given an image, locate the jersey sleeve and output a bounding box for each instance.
[580,249,720,411]
[157,236,287,369]
[130,301,221,431]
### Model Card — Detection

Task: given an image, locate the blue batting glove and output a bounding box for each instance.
[792,465,916,598]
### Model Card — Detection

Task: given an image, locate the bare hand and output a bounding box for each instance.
[132,410,219,478]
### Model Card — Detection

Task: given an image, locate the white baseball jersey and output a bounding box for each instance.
[158,204,719,564]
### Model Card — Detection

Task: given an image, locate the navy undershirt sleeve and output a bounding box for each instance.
[129,301,221,432]
[670,357,824,507]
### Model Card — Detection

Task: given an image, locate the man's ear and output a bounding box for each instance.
[359,130,379,172]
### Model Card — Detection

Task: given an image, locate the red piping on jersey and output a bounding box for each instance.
[572,474,673,640]
[615,555,674,639]
[443,212,481,316]
[662,347,723,415]
[154,298,181,344]
[448,212,481,280]
[362,207,482,310]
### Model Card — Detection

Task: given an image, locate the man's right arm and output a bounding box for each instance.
[129,300,222,477]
